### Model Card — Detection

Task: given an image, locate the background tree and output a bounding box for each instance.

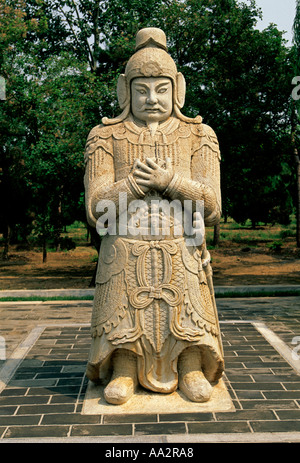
[292,0,300,247]
[0,0,40,256]
[159,0,294,229]
[0,0,297,261]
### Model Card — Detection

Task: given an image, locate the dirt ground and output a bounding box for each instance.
[0,238,299,290]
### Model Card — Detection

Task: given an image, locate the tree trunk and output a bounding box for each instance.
[2,224,11,259]
[291,103,300,247]
[213,222,220,246]
[42,236,47,263]
[55,187,63,252]
[295,148,300,247]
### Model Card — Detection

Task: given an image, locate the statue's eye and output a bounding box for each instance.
[158,87,167,94]
[137,88,146,94]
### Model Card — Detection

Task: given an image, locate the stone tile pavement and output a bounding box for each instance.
[0,292,300,443]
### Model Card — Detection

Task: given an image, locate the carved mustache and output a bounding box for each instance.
[140,105,168,113]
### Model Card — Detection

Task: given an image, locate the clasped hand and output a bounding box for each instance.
[132,157,173,194]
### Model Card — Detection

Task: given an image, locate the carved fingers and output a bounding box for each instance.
[133,157,173,192]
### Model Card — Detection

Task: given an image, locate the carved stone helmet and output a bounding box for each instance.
[102,27,201,125]
[117,27,186,110]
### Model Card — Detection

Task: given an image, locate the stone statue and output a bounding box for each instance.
[84,27,224,405]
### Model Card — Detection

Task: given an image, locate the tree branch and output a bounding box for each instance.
[69,0,97,72]
[57,3,94,70]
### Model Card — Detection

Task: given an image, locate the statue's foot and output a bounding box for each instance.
[104,375,137,405]
[178,347,213,403]
[179,369,213,403]
[104,350,137,405]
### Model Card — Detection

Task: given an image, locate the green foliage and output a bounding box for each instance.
[268,239,283,252]
[293,0,300,70]
[167,0,294,227]
[279,229,295,239]
[0,0,298,259]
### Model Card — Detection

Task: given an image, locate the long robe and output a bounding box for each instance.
[84,114,224,392]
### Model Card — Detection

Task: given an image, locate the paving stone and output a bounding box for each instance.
[62,365,86,373]
[56,378,83,386]
[243,362,288,368]
[188,421,252,433]
[260,355,286,362]
[16,403,76,415]
[43,360,83,366]
[27,386,81,396]
[103,414,158,424]
[135,422,186,435]
[223,357,248,363]
[0,395,49,406]
[271,368,300,375]
[48,395,78,404]
[70,424,133,437]
[275,409,300,420]
[36,371,83,379]
[1,296,300,439]
[158,412,214,422]
[214,410,277,421]
[238,400,300,410]
[223,362,245,368]
[0,406,18,416]
[250,420,300,433]
[263,391,300,399]
[41,413,101,425]
[282,382,300,390]
[234,390,265,399]
[13,373,37,380]
[225,345,255,351]
[231,400,243,410]
[224,373,255,382]
[0,415,41,426]
[0,388,29,397]
[252,374,300,383]
[67,354,89,360]
[3,425,70,438]
[230,382,286,391]
[226,368,273,375]
[8,379,58,388]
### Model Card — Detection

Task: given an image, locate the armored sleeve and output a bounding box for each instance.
[84,124,146,228]
[163,123,221,226]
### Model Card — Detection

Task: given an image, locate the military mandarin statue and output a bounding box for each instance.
[84,27,224,405]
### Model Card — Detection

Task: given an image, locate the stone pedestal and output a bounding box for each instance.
[82,379,234,415]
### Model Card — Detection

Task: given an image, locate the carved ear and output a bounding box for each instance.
[117,74,130,109]
[176,72,186,108]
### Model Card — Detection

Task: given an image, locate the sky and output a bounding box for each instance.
[253,0,297,45]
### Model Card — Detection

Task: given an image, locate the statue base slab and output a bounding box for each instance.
[82,378,234,415]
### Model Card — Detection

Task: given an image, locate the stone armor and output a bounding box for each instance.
[84,114,224,394]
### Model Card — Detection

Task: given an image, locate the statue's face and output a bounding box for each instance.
[131,77,173,124]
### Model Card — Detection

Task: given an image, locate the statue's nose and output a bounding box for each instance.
[147,92,158,104]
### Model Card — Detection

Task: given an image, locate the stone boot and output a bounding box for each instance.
[104,350,138,405]
[178,347,213,403]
